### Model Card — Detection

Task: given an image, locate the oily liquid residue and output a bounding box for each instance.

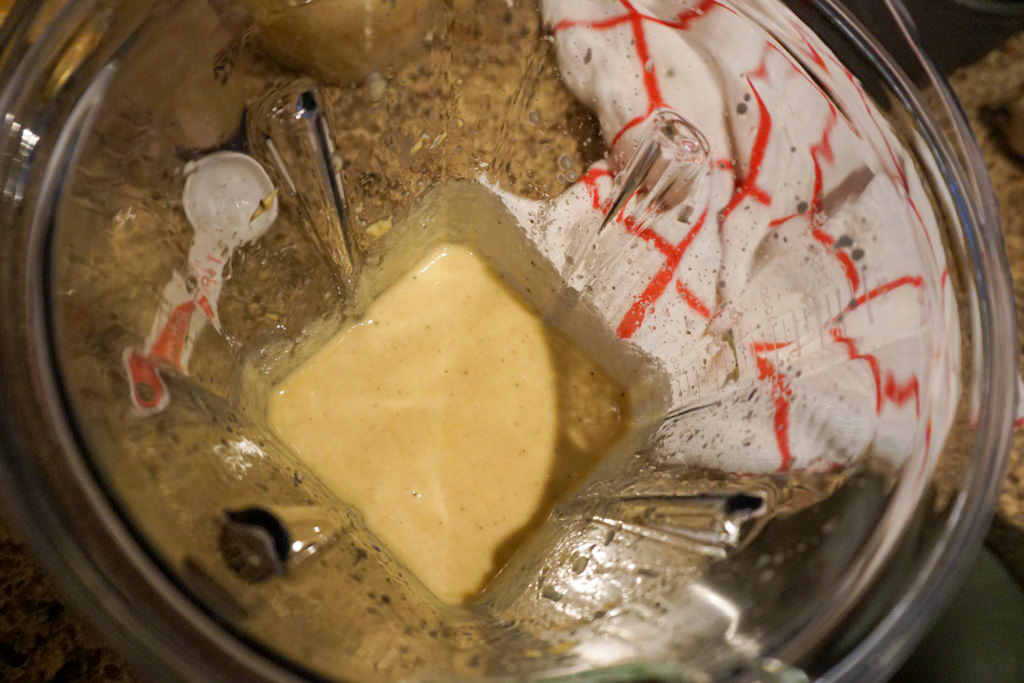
[268,244,629,602]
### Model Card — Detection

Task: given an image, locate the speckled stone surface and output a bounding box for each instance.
[0,516,137,682]
[3,26,1024,683]
[949,33,1024,587]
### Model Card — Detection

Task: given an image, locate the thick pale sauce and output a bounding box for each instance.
[269,244,625,602]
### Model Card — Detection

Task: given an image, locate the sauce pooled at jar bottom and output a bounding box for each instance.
[268,244,629,602]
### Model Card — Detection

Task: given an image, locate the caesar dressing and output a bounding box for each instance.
[269,244,628,602]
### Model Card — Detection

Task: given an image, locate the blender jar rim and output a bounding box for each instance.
[0,1,1016,681]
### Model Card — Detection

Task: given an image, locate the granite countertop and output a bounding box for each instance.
[3,23,1024,683]
[954,33,1024,585]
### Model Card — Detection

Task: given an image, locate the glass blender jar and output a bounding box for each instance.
[0,0,1016,680]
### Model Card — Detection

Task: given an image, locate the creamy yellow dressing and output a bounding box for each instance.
[268,244,625,602]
